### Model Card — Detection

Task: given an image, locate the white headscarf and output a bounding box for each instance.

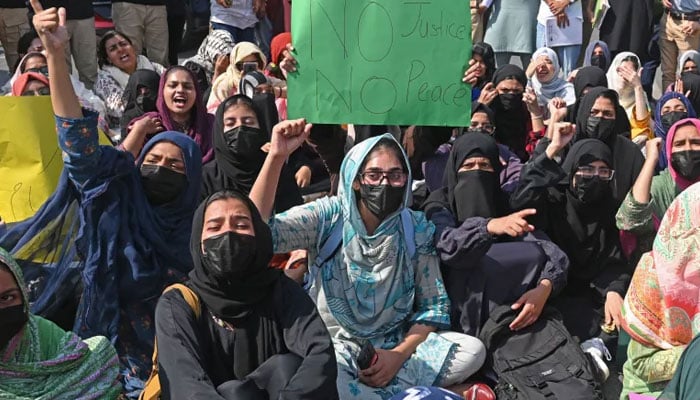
[530,47,576,107]
[606,52,643,111]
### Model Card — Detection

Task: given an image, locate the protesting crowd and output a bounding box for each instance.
[1,0,700,399]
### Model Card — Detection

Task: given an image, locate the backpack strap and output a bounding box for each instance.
[400,209,416,259]
[139,284,201,400]
[304,220,344,291]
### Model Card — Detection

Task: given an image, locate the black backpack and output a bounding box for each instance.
[478,305,603,400]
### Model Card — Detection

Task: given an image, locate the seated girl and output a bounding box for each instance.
[616,118,700,260]
[1,6,203,394]
[424,133,569,336]
[620,182,700,399]
[94,30,165,137]
[124,65,214,162]
[0,247,121,399]
[250,123,486,398]
[606,52,652,144]
[207,42,285,113]
[510,125,633,353]
[154,191,339,399]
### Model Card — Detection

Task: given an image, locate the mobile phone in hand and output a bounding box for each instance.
[357,341,378,370]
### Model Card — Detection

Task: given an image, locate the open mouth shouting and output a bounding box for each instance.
[172,94,189,109]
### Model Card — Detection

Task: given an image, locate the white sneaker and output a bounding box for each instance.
[581,337,611,382]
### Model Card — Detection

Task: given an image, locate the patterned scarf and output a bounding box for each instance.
[622,182,700,349]
[0,247,121,399]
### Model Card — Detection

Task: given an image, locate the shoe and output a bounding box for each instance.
[581,337,611,382]
[463,383,496,400]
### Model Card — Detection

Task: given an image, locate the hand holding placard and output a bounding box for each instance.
[288,0,471,126]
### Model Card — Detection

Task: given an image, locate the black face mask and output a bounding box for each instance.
[573,175,611,204]
[671,150,700,180]
[585,116,616,142]
[0,304,28,349]
[358,184,405,221]
[453,170,498,221]
[140,164,188,206]
[223,126,268,163]
[661,111,688,131]
[202,231,257,284]
[590,55,607,71]
[136,91,157,112]
[496,93,522,111]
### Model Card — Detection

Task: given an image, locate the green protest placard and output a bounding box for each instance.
[287,0,471,126]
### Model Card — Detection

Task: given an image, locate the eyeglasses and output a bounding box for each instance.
[358,170,407,186]
[26,66,48,76]
[467,123,495,134]
[498,88,523,95]
[21,87,50,96]
[575,165,615,181]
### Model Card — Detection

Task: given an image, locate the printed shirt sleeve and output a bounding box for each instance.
[616,190,655,234]
[57,109,103,186]
[410,213,451,330]
[94,72,124,127]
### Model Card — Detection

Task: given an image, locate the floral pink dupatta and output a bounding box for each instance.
[622,182,700,349]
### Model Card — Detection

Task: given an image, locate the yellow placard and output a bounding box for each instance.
[0,96,112,223]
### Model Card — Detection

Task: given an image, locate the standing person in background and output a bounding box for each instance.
[111,0,169,66]
[483,0,539,67]
[658,0,700,90]
[0,0,30,71]
[470,0,488,43]
[599,0,654,83]
[210,0,263,43]
[41,0,97,89]
[535,0,583,77]
[166,0,185,67]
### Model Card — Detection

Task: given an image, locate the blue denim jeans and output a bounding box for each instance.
[536,23,582,78]
[210,21,256,43]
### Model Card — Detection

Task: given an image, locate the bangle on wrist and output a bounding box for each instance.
[531,114,543,119]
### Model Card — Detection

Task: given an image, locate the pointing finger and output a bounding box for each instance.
[29,0,44,13]
[58,7,66,27]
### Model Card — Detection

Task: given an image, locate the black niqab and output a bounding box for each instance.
[425,133,507,222]
[573,87,643,203]
[554,139,622,284]
[201,94,303,210]
[567,67,608,122]
[490,65,530,161]
[682,72,700,116]
[119,69,160,137]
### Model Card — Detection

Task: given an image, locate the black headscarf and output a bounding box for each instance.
[188,191,288,379]
[473,42,496,89]
[201,94,303,210]
[471,102,495,123]
[567,67,608,122]
[682,72,700,116]
[407,125,453,178]
[490,65,529,161]
[554,139,624,284]
[189,191,281,320]
[425,133,507,222]
[573,87,643,203]
[119,69,160,137]
[574,87,631,144]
